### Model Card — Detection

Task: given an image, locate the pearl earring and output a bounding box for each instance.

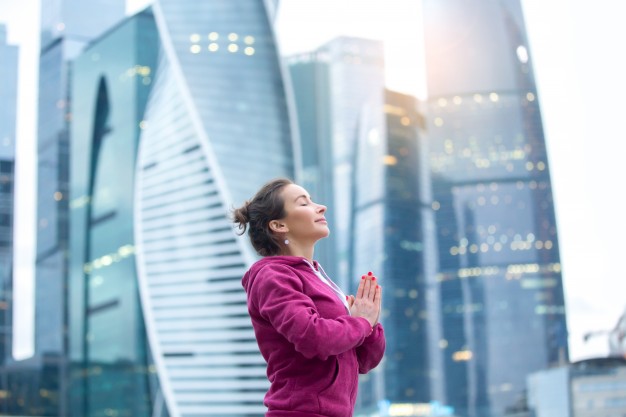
[284,239,290,245]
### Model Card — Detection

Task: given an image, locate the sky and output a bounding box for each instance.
[1,0,625,361]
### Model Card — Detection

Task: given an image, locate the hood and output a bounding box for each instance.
[242,255,312,292]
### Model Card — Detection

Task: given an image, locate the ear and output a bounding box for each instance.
[269,220,289,233]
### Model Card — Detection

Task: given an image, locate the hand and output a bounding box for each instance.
[348,273,382,327]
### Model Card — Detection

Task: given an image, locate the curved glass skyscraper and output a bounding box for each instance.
[134,1,296,416]
[69,1,296,416]
[423,1,568,416]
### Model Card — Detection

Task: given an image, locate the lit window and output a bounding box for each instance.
[56,22,65,31]
[383,155,398,165]
[433,117,443,127]
[480,243,489,252]
[400,116,410,126]
[489,92,499,102]
[526,92,535,102]
[209,43,219,52]
[453,350,473,361]
[228,33,238,41]
[438,98,447,107]
[190,33,200,43]
[494,243,502,252]
[453,96,462,105]
[190,45,201,54]
[228,44,239,53]
[517,45,529,63]
[450,247,459,256]
[439,339,448,349]
[368,129,380,144]
[244,35,255,44]
[432,201,440,210]
[526,161,534,171]
[469,244,478,253]
[544,240,553,250]
[208,32,219,41]
[139,121,147,130]
[53,192,63,201]
[244,46,255,56]
[137,66,151,76]
[473,94,483,103]
[537,161,546,171]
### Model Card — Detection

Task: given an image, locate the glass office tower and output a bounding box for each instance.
[133,1,297,416]
[287,37,386,289]
[69,10,161,417]
[0,23,18,414]
[34,0,125,414]
[422,1,568,416]
[351,90,441,415]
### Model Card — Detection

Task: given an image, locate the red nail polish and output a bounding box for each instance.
[376,285,380,288]
[372,277,376,281]
[368,271,373,276]
[346,295,349,300]
[361,276,365,280]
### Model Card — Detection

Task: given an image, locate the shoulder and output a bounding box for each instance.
[251,262,307,291]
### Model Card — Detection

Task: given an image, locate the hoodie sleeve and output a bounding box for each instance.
[356,323,386,374]
[250,264,373,360]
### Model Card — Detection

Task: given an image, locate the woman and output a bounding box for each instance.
[233,178,385,417]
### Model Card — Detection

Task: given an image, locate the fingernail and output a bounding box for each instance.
[376,285,379,289]
[361,276,365,280]
[346,295,349,300]
[368,271,373,276]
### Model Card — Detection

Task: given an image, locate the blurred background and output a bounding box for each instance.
[0,0,625,416]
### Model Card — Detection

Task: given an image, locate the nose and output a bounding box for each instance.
[316,203,327,214]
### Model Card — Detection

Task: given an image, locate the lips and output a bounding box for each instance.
[315,218,327,223]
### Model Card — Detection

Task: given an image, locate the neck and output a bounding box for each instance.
[282,241,315,262]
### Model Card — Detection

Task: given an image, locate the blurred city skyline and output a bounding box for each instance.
[0,0,625,363]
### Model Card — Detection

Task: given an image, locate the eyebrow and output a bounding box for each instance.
[294,194,309,202]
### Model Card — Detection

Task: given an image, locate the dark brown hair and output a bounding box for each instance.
[232,178,293,256]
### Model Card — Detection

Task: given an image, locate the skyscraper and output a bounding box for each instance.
[68,9,161,417]
[132,1,297,415]
[288,39,441,414]
[287,37,386,289]
[34,0,125,414]
[422,1,568,416]
[0,22,18,413]
[353,90,439,413]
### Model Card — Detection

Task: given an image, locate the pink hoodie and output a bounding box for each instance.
[242,256,385,417]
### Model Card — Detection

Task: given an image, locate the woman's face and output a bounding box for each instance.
[276,184,329,244]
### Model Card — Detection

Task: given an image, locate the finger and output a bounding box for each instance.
[363,279,374,300]
[373,284,382,306]
[347,295,355,307]
[356,277,366,299]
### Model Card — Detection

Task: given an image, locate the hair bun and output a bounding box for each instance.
[232,201,251,234]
